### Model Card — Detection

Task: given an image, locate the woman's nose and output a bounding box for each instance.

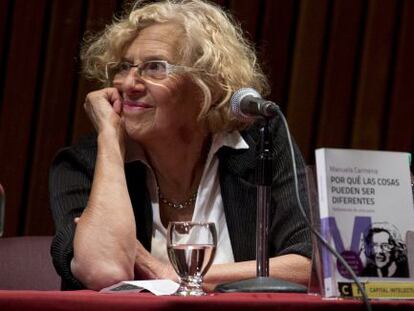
[122,69,146,93]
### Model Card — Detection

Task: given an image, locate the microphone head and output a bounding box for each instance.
[230,88,262,120]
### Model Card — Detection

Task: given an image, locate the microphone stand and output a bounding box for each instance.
[215,117,307,293]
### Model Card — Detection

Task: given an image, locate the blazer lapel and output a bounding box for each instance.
[217,126,261,262]
[125,161,153,252]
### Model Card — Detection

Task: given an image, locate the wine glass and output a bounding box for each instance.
[167,221,217,296]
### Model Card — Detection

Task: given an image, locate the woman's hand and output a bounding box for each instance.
[134,241,177,281]
[84,87,126,156]
[84,87,123,134]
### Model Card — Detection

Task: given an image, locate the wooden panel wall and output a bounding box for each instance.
[0,0,413,237]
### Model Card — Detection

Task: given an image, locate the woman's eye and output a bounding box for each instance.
[145,62,165,72]
[118,62,132,72]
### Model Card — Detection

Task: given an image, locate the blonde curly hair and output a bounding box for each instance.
[81,0,270,133]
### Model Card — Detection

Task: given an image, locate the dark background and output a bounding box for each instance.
[0,0,413,237]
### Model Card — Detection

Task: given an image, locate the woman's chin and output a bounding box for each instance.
[124,121,160,144]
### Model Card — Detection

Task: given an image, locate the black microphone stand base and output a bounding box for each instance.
[214,276,307,293]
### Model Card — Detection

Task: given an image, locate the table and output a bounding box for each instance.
[1,290,414,311]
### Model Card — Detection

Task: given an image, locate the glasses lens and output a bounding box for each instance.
[381,243,392,251]
[113,62,133,77]
[140,61,167,80]
[106,62,131,81]
[373,243,392,251]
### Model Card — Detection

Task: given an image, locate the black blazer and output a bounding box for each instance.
[50,116,311,290]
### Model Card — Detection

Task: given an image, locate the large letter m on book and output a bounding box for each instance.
[320,216,371,278]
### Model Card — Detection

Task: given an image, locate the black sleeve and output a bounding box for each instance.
[268,116,312,259]
[49,136,97,290]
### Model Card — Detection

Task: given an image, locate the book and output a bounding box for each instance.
[315,148,414,298]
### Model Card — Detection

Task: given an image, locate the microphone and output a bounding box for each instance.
[230,88,279,120]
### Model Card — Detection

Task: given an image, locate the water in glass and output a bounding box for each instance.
[167,222,217,296]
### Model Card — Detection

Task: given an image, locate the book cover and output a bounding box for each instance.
[315,148,414,298]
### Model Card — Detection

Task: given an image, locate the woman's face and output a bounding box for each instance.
[113,23,204,144]
[372,231,393,268]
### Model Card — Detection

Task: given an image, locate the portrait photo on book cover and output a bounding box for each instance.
[359,222,409,278]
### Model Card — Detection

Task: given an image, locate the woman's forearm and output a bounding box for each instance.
[203,254,311,291]
[71,130,137,290]
[132,243,310,292]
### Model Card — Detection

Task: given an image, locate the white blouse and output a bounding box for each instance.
[125,131,249,265]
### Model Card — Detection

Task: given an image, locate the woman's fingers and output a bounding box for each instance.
[84,88,123,132]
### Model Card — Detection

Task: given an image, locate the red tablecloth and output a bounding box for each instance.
[1,290,414,311]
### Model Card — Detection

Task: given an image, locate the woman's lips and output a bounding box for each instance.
[122,100,153,111]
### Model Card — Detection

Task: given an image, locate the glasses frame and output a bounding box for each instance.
[372,242,394,252]
[105,60,198,82]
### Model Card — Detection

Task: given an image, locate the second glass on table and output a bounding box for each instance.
[167,221,217,296]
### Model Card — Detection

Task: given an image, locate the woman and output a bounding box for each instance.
[361,226,409,277]
[50,0,311,291]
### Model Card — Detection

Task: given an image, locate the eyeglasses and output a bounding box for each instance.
[105,60,197,82]
[372,243,393,251]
